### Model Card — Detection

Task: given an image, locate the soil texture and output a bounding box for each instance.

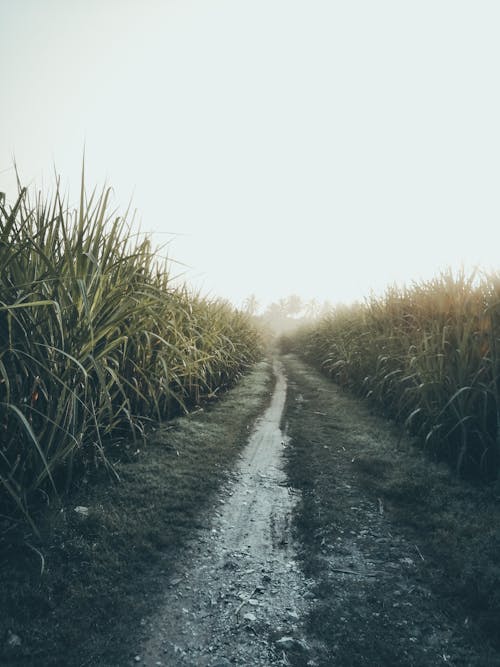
[281,353,500,667]
[138,360,317,666]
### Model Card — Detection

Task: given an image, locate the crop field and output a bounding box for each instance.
[2,177,500,665]
[284,272,500,479]
[0,177,262,531]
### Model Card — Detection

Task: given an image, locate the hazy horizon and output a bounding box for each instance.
[1,1,499,309]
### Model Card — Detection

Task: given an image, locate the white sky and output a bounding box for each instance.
[1,1,499,309]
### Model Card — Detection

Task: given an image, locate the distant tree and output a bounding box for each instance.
[304,298,320,319]
[261,294,309,334]
[319,300,334,316]
[242,294,259,316]
[264,301,285,320]
[277,298,288,315]
[284,294,303,317]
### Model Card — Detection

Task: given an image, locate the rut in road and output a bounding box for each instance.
[138,360,316,666]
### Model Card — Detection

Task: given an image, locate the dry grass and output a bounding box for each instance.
[284,270,500,478]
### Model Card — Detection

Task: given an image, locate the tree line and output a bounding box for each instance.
[242,294,334,334]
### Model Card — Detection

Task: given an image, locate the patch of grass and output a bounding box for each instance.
[0,359,274,666]
[352,445,500,644]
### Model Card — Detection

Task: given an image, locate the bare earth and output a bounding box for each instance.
[139,361,316,666]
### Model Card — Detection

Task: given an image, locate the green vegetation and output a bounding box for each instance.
[283,271,500,478]
[0,174,262,531]
[0,360,274,666]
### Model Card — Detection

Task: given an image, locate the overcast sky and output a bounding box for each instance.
[1,1,499,308]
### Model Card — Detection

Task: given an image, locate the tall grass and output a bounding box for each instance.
[0,175,262,529]
[284,271,500,479]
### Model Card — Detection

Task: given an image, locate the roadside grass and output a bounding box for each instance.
[0,175,262,532]
[282,270,500,479]
[281,354,500,666]
[352,448,500,642]
[0,359,274,667]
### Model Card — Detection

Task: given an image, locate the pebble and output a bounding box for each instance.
[6,631,22,648]
[74,506,89,517]
[276,636,296,649]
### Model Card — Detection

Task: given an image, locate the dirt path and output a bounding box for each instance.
[138,360,316,666]
[133,354,500,667]
[2,356,497,666]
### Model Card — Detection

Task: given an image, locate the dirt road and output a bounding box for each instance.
[4,354,497,665]
[139,360,316,666]
[137,354,500,667]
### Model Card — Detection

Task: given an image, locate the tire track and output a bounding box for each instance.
[137,360,316,667]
